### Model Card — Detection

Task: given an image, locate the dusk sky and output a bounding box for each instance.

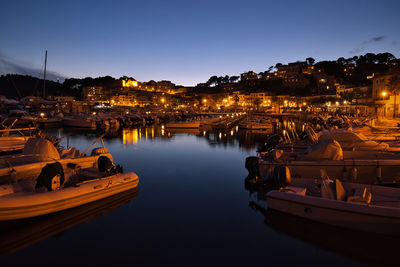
[1,0,399,86]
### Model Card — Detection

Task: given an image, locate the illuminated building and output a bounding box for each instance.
[122,79,138,88]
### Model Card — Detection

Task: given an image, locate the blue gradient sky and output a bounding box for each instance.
[1,0,399,85]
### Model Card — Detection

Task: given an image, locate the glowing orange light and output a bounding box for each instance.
[122,79,138,87]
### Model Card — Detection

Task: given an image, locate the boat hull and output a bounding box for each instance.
[0,136,29,154]
[258,159,400,184]
[0,172,139,220]
[165,122,200,128]
[63,118,96,128]
[267,190,400,236]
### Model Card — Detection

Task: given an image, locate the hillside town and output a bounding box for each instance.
[1,53,399,121]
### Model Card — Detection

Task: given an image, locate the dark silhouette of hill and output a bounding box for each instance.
[0,74,64,99]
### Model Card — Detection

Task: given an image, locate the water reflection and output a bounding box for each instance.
[119,125,272,151]
[249,201,400,266]
[0,188,139,256]
[55,117,306,152]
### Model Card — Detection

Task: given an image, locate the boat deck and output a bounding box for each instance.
[291,179,400,209]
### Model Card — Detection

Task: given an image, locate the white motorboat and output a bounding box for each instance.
[0,136,113,184]
[0,135,31,154]
[318,128,400,152]
[248,139,400,183]
[63,115,96,128]
[0,167,139,220]
[239,116,273,131]
[266,174,400,236]
[166,120,200,129]
[239,121,273,132]
[37,117,63,127]
[8,110,38,126]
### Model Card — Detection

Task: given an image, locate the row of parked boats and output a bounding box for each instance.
[245,115,400,236]
[165,114,245,131]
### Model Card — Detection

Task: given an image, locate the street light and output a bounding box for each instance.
[381,91,387,97]
[203,99,207,104]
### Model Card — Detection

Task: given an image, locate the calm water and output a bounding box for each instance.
[1,126,399,266]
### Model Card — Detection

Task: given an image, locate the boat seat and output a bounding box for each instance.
[60,148,82,159]
[347,187,372,204]
[321,178,346,201]
[280,186,306,196]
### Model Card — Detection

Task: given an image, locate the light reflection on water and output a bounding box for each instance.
[1,126,388,266]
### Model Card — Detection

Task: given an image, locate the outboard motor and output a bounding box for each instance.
[98,156,114,172]
[97,155,123,174]
[257,134,283,153]
[245,156,259,179]
[264,165,291,190]
[35,162,65,191]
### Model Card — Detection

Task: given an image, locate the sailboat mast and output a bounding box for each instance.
[43,50,47,99]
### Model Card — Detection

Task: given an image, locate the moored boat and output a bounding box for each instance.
[0,135,113,184]
[63,115,96,128]
[266,176,400,236]
[165,120,200,129]
[0,136,30,155]
[248,139,400,184]
[0,170,139,220]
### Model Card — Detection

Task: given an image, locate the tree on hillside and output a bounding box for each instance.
[306,57,315,65]
[376,53,396,64]
[216,76,223,85]
[229,76,239,83]
[314,61,342,77]
[207,75,218,87]
[222,75,230,84]
[337,57,345,66]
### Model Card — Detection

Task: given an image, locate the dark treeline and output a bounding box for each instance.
[195,52,396,96]
[0,74,64,99]
[0,52,396,99]
[0,75,135,99]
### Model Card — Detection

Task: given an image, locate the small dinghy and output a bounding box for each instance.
[0,163,139,220]
[0,134,113,184]
[265,167,400,236]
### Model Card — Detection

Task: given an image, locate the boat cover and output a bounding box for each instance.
[299,139,343,161]
[318,129,368,143]
[319,129,392,151]
[22,138,60,161]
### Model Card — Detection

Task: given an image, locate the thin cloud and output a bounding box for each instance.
[0,53,67,82]
[362,36,385,44]
[349,36,386,54]
[348,47,365,54]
